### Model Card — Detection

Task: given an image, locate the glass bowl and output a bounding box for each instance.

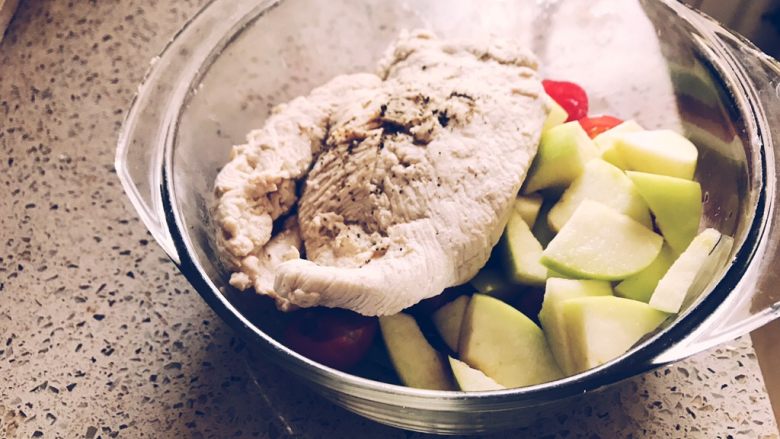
[116,0,780,433]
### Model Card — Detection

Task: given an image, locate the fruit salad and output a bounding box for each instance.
[282,79,733,391]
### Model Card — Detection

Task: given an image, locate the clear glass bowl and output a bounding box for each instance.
[116,0,780,433]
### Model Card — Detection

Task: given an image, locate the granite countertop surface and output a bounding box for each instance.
[0,1,778,438]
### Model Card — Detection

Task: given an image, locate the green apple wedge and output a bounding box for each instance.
[501,207,548,286]
[469,267,512,298]
[523,121,599,194]
[379,313,454,390]
[649,228,734,313]
[543,95,569,131]
[613,129,699,180]
[432,295,470,352]
[532,200,557,248]
[538,279,613,375]
[593,120,643,169]
[459,294,562,387]
[615,243,676,303]
[448,357,506,391]
[627,171,703,254]
[541,201,663,280]
[548,159,652,231]
[562,296,668,373]
[515,194,543,226]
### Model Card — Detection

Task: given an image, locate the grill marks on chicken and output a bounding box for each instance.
[214,30,546,315]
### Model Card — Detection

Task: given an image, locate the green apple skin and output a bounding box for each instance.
[459,294,562,388]
[627,171,703,254]
[515,194,543,226]
[539,278,612,375]
[448,357,505,391]
[523,122,599,194]
[543,95,569,131]
[501,208,548,286]
[541,201,663,280]
[379,313,454,390]
[615,243,676,303]
[548,159,652,231]
[469,267,512,298]
[432,295,470,352]
[613,129,699,180]
[594,120,643,169]
[649,228,733,314]
[562,296,668,373]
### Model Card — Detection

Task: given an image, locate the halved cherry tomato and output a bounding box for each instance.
[284,308,377,371]
[542,79,589,122]
[579,115,624,139]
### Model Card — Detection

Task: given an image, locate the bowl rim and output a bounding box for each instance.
[148,0,774,408]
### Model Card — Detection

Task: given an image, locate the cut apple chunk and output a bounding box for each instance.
[627,171,703,254]
[541,201,663,280]
[432,295,470,352]
[543,95,569,131]
[539,279,612,375]
[459,294,562,388]
[379,313,454,390]
[523,122,599,194]
[514,194,543,226]
[649,228,733,313]
[448,357,506,391]
[532,200,556,248]
[470,267,511,298]
[501,208,548,286]
[548,159,652,231]
[563,296,668,373]
[613,129,698,180]
[615,243,676,303]
[593,120,644,169]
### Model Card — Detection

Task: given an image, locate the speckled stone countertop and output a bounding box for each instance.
[0,1,778,438]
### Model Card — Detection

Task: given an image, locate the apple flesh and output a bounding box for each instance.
[649,228,733,313]
[593,120,643,169]
[432,295,470,352]
[538,278,612,375]
[379,313,454,390]
[615,243,676,303]
[562,296,668,373]
[532,200,557,248]
[627,171,702,254]
[541,201,663,280]
[543,95,569,131]
[548,159,652,231]
[613,129,699,180]
[514,194,543,226]
[501,208,548,286]
[469,267,512,298]
[459,294,562,388]
[523,122,599,194]
[448,357,505,391]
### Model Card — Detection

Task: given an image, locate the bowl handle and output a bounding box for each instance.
[653,15,780,365]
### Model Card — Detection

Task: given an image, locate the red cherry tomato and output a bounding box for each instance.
[578,115,624,139]
[284,308,377,371]
[542,79,589,122]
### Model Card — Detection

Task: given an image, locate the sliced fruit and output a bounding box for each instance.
[547,159,652,231]
[542,79,588,122]
[538,279,612,375]
[541,201,663,280]
[627,171,703,254]
[613,129,699,180]
[532,200,557,248]
[514,194,543,226]
[579,115,623,139]
[523,122,599,194]
[379,313,454,390]
[469,267,511,297]
[615,243,676,303]
[459,294,562,387]
[448,357,506,391]
[501,208,548,286]
[649,228,733,313]
[432,295,470,352]
[543,95,569,131]
[563,296,668,373]
[593,120,643,169]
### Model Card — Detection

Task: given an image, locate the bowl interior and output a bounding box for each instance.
[169,0,758,387]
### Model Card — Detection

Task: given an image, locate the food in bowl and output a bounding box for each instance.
[211,30,731,390]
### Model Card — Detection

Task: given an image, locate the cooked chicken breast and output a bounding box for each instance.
[214,30,545,315]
